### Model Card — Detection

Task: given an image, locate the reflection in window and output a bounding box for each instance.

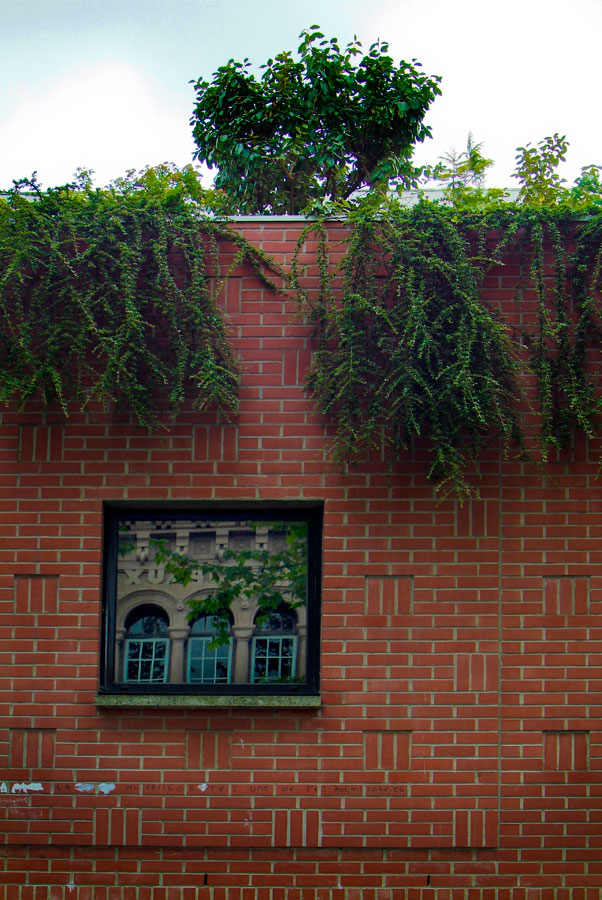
[187,615,232,684]
[252,610,297,683]
[124,605,170,684]
[104,506,321,695]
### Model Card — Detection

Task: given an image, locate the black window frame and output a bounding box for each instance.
[99,501,322,697]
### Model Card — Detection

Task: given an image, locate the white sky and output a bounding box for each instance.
[1,0,601,190]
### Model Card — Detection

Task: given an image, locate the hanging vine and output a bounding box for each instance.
[0,172,280,429]
[509,208,600,461]
[3,167,602,496]
[292,202,602,496]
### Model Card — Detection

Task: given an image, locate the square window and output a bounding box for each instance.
[99,503,321,697]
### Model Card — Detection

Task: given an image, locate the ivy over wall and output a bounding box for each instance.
[2,169,602,496]
[0,170,278,430]
[292,203,602,496]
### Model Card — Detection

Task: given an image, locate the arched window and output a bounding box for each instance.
[187,615,233,684]
[124,605,170,684]
[251,608,297,683]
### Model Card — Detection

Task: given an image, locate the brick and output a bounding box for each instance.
[544,731,589,771]
[273,809,322,848]
[544,576,590,615]
[454,653,498,692]
[8,728,55,769]
[18,425,64,463]
[453,809,499,848]
[1,221,601,890]
[363,731,411,771]
[92,808,142,847]
[13,574,59,615]
[365,576,412,616]
[186,732,232,770]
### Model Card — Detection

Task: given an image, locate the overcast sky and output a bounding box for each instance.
[2,0,601,190]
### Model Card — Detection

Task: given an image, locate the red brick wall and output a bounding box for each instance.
[1,219,602,898]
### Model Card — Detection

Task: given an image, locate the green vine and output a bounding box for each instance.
[293,202,602,496]
[3,165,602,497]
[0,170,279,429]
[512,209,599,460]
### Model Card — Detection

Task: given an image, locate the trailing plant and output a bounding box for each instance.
[0,166,279,428]
[292,198,602,496]
[3,131,602,497]
[293,206,522,496]
[506,208,600,461]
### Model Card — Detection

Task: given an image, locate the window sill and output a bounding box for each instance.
[95,693,321,709]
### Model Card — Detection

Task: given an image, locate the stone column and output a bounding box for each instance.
[232,625,254,684]
[167,627,189,683]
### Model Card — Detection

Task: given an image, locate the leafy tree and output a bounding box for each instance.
[432,133,493,191]
[190,26,441,214]
[107,162,235,215]
[151,521,308,646]
[428,133,510,210]
[570,164,602,208]
[512,133,569,204]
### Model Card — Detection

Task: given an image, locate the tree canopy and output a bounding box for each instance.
[190,26,441,214]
